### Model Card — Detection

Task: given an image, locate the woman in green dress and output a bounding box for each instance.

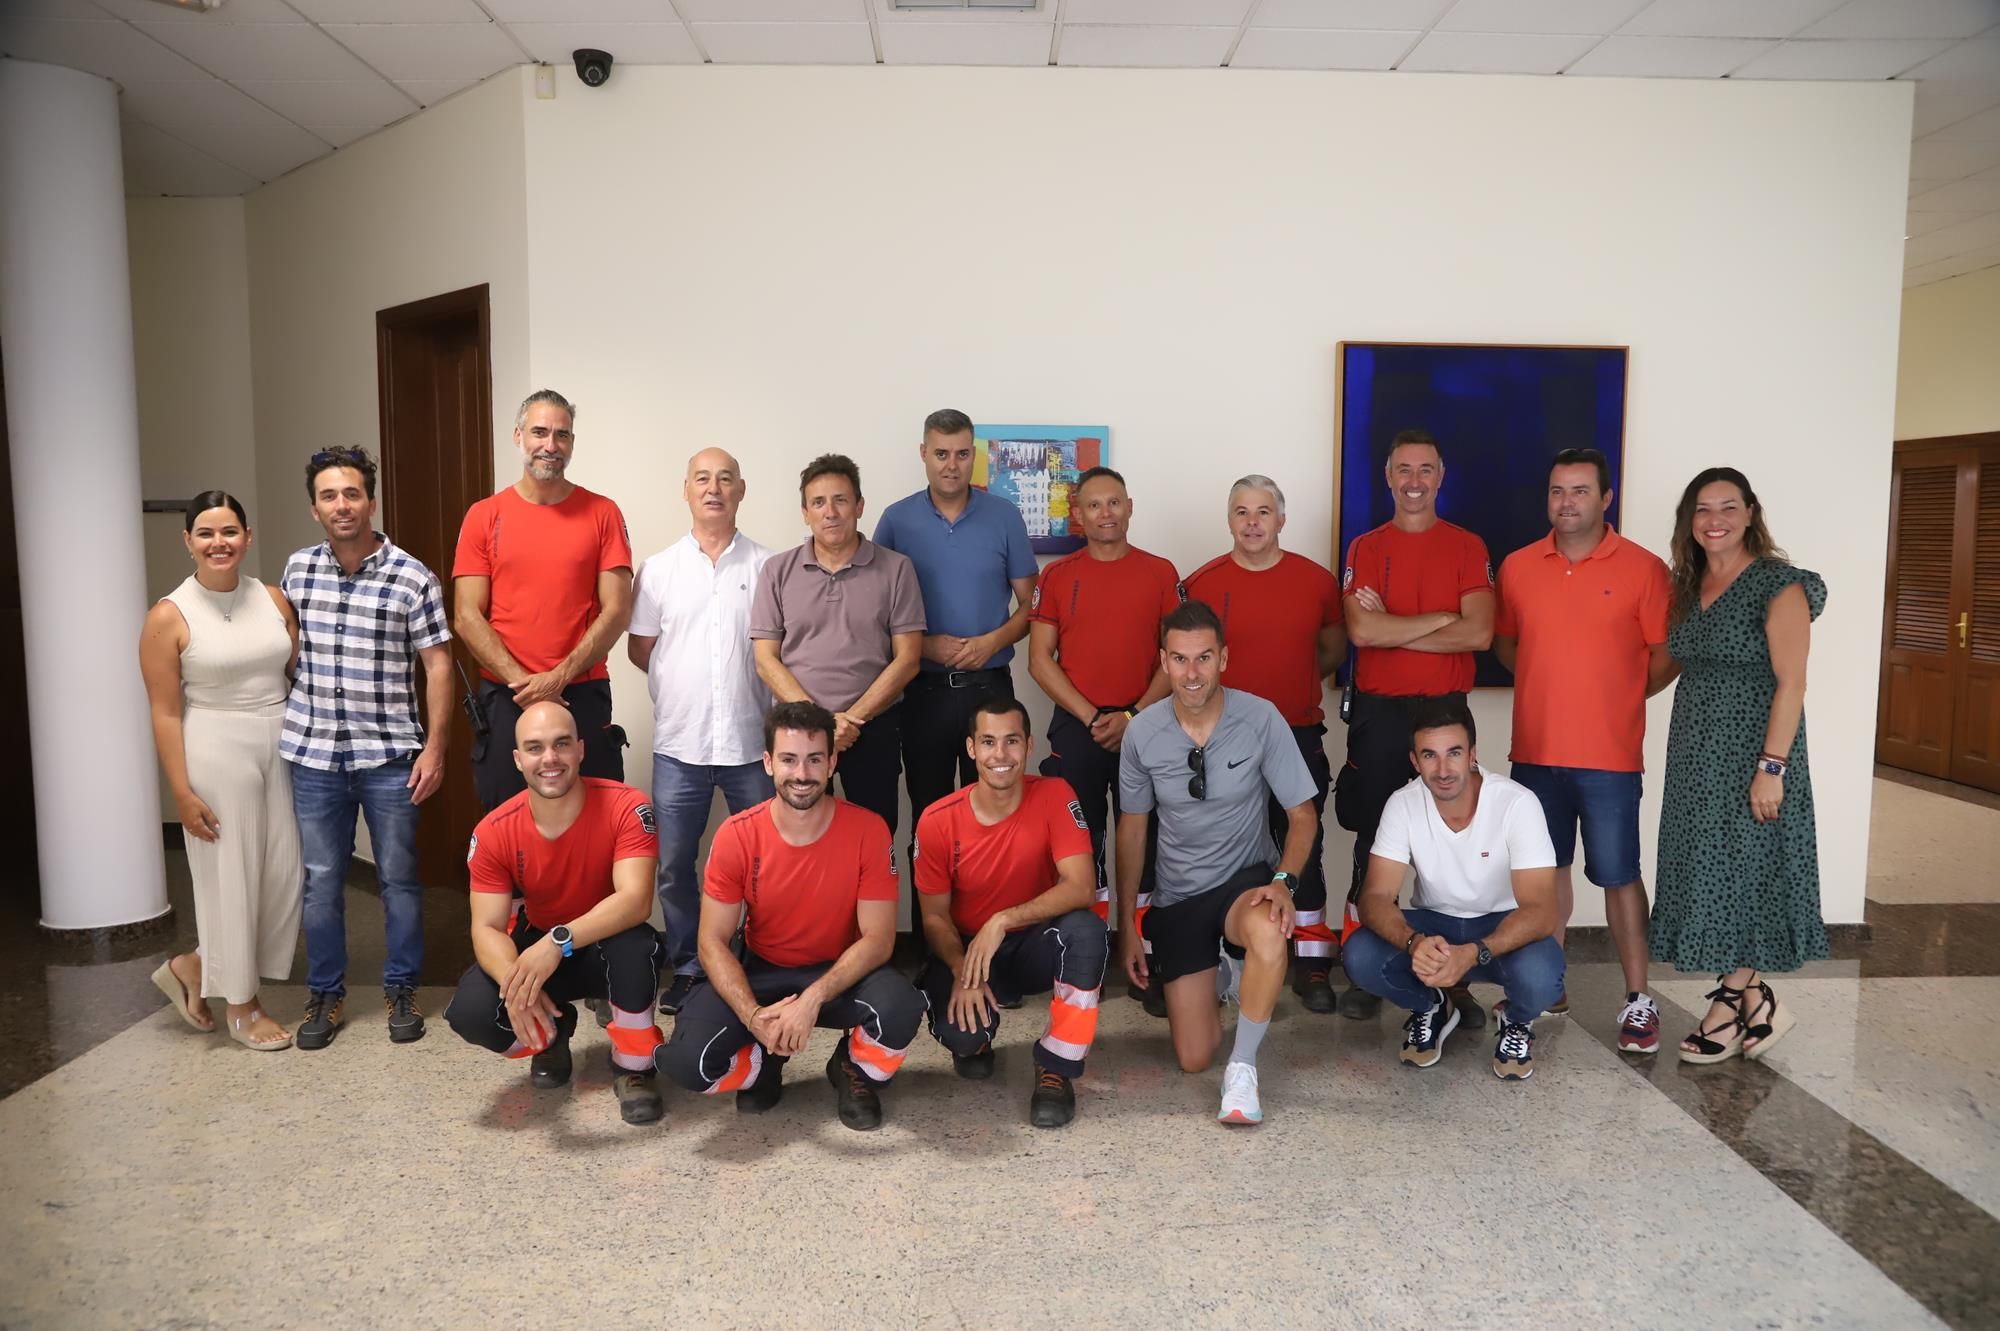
[1651,466,1826,1065]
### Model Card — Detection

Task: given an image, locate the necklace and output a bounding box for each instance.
[196,578,244,622]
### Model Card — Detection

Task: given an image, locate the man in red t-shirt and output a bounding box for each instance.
[1335,429,1494,1021]
[1185,474,1348,1013]
[913,697,1106,1129]
[453,388,634,809]
[443,701,664,1126]
[1026,466,1178,1012]
[655,701,923,1132]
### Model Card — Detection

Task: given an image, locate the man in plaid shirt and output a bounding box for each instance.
[283,447,455,1051]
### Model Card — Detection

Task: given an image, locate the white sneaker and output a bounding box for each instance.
[1217,1060,1262,1125]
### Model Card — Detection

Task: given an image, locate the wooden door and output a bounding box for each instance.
[376,286,494,887]
[1951,457,2000,790]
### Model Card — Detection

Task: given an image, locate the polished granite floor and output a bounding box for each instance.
[2,793,1998,1330]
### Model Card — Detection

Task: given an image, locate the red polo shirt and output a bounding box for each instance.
[1495,526,1670,772]
[453,485,632,683]
[914,776,1094,936]
[1184,551,1341,726]
[703,799,898,969]
[1342,520,1492,697]
[1029,545,1182,709]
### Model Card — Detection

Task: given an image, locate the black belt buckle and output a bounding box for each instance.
[946,669,994,689]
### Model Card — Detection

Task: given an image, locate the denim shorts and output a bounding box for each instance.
[1507,763,1642,888]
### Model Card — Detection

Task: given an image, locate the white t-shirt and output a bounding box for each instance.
[1368,766,1556,919]
[629,531,774,765]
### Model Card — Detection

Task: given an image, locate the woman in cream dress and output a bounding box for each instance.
[142,491,303,1051]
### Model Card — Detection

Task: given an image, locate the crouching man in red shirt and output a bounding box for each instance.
[444,700,665,1126]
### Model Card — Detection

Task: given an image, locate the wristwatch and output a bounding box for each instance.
[549,925,575,959]
[1272,870,1296,895]
[1474,939,1494,967]
[1756,754,1789,778]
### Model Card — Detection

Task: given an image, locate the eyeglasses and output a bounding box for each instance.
[311,447,369,467]
[1187,747,1206,801]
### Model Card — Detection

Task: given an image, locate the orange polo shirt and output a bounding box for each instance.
[1494,527,1670,772]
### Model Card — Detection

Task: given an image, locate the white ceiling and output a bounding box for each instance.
[4,0,1997,287]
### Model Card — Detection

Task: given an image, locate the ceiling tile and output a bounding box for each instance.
[118,74,296,129]
[1727,37,1955,78]
[89,0,301,20]
[688,20,876,62]
[136,17,384,81]
[7,0,124,17]
[0,17,211,83]
[487,0,681,17]
[1230,26,1416,69]
[1397,29,1599,73]
[1905,247,2000,285]
[675,0,864,19]
[172,118,331,180]
[1909,176,2000,208]
[1906,208,1983,235]
[1910,135,2000,179]
[505,22,701,64]
[1928,100,2000,137]
[289,0,491,20]
[1249,0,1454,30]
[1436,0,1650,35]
[1799,0,2000,40]
[1567,34,1777,77]
[1616,0,1848,39]
[305,122,382,147]
[121,118,260,195]
[877,21,1053,64]
[1897,36,2000,82]
[871,0,1057,23]
[319,22,525,81]
[1055,23,1239,66]
[1902,210,2000,261]
[1061,0,1253,24]
[232,77,417,127]
[395,77,479,105]
[1912,79,2000,133]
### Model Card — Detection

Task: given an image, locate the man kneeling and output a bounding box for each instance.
[444,701,666,1124]
[657,702,923,1131]
[914,697,1107,1129]
[1342,697,1564,1080]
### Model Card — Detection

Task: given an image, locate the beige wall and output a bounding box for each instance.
[1895,264,2000,441]
[127,195,257,818]
[518,65,1909,926]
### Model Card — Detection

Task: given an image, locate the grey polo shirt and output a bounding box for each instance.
[1119,689,1316,907]
[749,536,927,713]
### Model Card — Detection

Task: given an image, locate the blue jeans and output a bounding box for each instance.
[653,753,774,977]
[1342,909,1565,1019]
[290,758,425,996]
[1508,763,1642,888]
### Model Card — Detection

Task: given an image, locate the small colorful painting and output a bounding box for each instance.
[972,424,1108,555]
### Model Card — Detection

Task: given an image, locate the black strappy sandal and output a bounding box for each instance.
[1741,978,1797,1061]
[1678,976,1747,1065]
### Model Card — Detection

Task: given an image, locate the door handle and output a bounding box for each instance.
[1961,612,1971,649]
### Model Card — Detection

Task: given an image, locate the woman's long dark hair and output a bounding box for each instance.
[1669,467,1787,624]
[184,489,249,532]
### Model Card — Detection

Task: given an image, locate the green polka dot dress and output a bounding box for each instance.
[1651,559,1829,974]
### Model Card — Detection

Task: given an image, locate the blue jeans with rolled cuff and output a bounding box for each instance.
[1341,908,1565,1021]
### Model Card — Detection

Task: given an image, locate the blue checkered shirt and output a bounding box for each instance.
[281,535,452,771]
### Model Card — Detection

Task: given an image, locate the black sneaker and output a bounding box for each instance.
[1398,988,1460,1069]
[1029,1068,1075,1129]
[1446,984,1485,1031]
[615,1070,665,1125]
[1292,963,1337,1014]
[657,973,698,1016]
[1338,988,1382,1020]
[825,1045,883,1131]
[589,997,611,1028]
[530,1038,572,1088]
[995,994,1024,1011]
[296,991,344,1051]
[384,986,425,1043]
[953,1044,996,1080]
[1493,1012,1536,1081]
[736,1055,786,1114]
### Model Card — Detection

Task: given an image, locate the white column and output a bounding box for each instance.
[0,61,170,930]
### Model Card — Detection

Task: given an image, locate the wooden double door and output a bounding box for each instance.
[1877,433,2000,792]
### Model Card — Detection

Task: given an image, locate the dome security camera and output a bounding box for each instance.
[573,49,613,88]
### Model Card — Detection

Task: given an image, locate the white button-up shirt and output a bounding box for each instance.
[630,531,774,766]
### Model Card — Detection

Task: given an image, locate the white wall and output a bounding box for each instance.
[1895,264,2000,441]
[127,195,257,819]
[515,65,1909,926]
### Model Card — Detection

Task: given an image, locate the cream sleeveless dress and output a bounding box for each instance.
[164,576,303,1003]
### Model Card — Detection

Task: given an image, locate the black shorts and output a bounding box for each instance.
[1141,863,1273,984]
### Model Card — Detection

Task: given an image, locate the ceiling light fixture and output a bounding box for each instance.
[137,0,225,11]
[891,0,1039,10]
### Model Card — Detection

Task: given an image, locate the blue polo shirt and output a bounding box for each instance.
[874,487,1038,672]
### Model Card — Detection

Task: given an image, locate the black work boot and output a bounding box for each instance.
[736,1055,787,1114]
[952,1043,996,1080]
[1291,961,1337,1014]
[825,1045,883,1131]
[296,991,344,1051]
[615,1069,665,1125]
[1029,1068,1076,1129]
[529,1007,579,1088]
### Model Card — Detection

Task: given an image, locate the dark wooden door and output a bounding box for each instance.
[377,286,494,887]
[1951,456,2000,790]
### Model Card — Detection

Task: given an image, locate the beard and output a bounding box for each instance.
[527,454,567,481]
[777,780,826,811]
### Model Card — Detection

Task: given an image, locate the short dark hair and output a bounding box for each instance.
[1159,598,1224,648]
[924,408,974,439]
[966,694,1031,740]
[1408,696,1476,749]
[185,489,248,532]
[764,700,837,755]
[799,453,862,503]
[305,446,378,500]
[1551,447,1611,494]
[1386,429,1441,466]
[1074,465,1126,493]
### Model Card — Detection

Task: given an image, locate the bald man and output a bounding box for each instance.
[444,701,666,1126]
[627,448,776,1015]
